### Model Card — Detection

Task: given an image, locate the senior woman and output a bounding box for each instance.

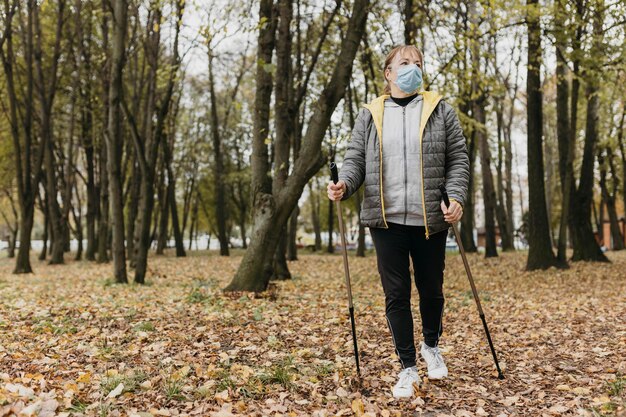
[327,44,469,399]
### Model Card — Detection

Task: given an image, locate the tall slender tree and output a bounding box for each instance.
[526,0,561,270]
[567,0,609,262]
[106,0,129,282]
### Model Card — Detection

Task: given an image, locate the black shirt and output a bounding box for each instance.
[390,93,418,107]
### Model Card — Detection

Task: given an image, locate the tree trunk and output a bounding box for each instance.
[168,173,186,257]
[310,181,322,251]
[126,161,140,262]
[33,0,66,265]
[287,206,299,260]
[1,192,20,259]
[15,204,35,273]
[72,183,84,261]
[7,227,17,259]
[599,148,624,250]
[97,163,110,264]
[469,0,496,257]
[207,52,229,256]
[525,0,561,270]
[162,132,186,257]
[494,97,514,251]
[105,0,129,282]
[475,99,498,257]
[188,191,198,251]
[272,227,291,280]
[1,0,43,273]
[554,0,572,263]
[460,124,478,252]
[568,1,608,263]
[356,187,366,257]
[96,0,109,264]
[76,0,98,262]
[270,0,295,276]
[156,175,169,255]
[39,194,49,261]
[225,0,370,292]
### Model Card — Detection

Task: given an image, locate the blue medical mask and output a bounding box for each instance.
[394,64,423,94]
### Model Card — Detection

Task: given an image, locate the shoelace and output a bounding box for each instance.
[426,347,444,368]
[397,368,417,387]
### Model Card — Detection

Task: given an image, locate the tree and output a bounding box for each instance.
[225,0,371,292]
[1,0,47,273]
[106,0,129,283]
[566,0,609,262]
[123,0,184,283]
[469,0,498,258]
[525,0,561,270]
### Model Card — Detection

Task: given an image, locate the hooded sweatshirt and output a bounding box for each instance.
[382,94,425,226]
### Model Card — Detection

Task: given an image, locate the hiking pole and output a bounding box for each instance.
[330,162,361,378]
[439,183,505,380]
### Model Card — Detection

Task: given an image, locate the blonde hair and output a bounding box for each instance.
[383,45,424,94]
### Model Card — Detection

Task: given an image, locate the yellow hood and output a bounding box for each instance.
[362,90,444,141]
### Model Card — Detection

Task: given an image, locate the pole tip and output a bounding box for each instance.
[498,373,505,380]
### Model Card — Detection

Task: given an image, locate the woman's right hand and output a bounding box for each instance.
[327,180,346,201]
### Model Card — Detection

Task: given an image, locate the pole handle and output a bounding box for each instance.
[439,183,451,208]
[330,162,339,184]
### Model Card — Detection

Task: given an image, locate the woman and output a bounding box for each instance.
[327,45,469,399]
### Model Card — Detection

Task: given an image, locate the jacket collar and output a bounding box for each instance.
[363,90,444,140]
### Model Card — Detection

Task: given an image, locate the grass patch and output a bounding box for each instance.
[100,370,148,396]
[163,377,185,401]
[133,321,155,332]
[186,287,213,304]
[607,374,625,396]
[314,362,334,377]
[259,356,295,390]
[97,402,115,417]
[238,375,264,399]
[33,319,78,335]
[66,398,88,413]
[215,367,236,392]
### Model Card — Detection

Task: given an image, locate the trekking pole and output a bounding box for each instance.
[439,183,505,380]
[330,162,361,378]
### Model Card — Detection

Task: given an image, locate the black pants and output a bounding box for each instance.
[370,223,447,369]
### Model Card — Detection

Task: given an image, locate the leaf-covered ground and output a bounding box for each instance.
[0,249,625,417]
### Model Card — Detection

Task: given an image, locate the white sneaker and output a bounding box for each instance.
[392,366,421,398]
[420,342,448,379]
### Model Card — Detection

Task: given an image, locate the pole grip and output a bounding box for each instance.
[438,183,451,208]
[330,162,339,184]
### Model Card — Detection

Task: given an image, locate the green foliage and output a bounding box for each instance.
[259,356,296,390]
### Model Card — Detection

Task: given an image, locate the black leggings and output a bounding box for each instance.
[370,223,447,369]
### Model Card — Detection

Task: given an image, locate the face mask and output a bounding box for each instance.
[394,63,423,94]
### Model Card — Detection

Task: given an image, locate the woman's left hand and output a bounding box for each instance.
[440,200,463,224]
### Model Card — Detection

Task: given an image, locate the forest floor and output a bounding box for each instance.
[0,249,625,417]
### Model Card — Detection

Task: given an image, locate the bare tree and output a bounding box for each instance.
[225,0,371,292]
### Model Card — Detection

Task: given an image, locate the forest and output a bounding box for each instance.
[0,0,625,286]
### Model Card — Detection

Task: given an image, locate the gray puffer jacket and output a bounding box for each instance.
[338,91,470,239]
